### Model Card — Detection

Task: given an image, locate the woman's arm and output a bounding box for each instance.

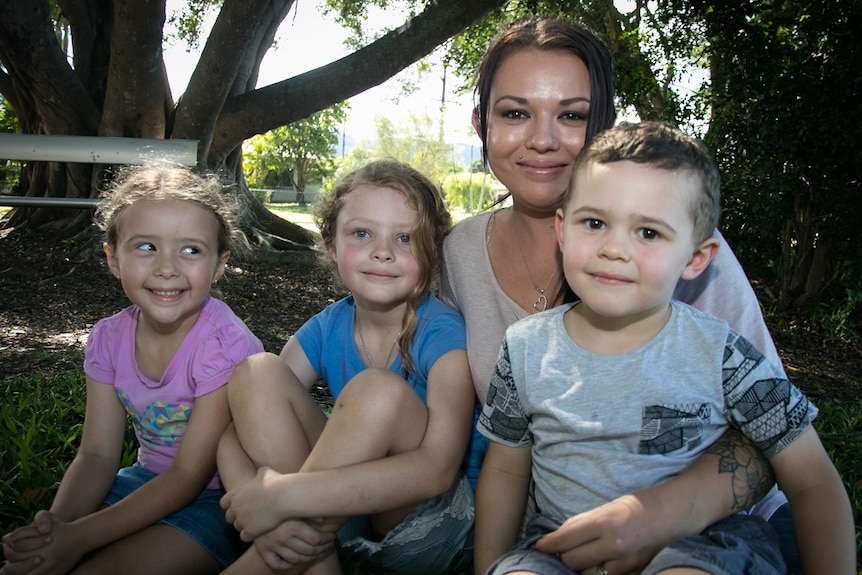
[536,428,776,573]
[770,427,855,574]
[674,230,785,375]
[474,441,532,575]
[223,349,474,538]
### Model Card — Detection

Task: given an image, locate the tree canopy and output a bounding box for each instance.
[243,102,348,202]
[0,0,506,244]
[1,0,859,308]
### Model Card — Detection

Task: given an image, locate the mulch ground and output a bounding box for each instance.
[1,227,860,406]
[0,227,346,405]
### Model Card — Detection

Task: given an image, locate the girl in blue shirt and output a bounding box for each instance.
[218,160,476,575]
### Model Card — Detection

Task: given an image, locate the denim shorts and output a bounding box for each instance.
[337,472,475,575]
[104,464,247,567]
[487,513,785,575]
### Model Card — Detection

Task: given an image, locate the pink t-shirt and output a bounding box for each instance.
[84,296,263,489]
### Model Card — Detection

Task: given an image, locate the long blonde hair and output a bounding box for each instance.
[314,160,452,375]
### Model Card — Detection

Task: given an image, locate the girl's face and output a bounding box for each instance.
[329,184,421,313]
[105,198,228,333]
[483,48,591,213]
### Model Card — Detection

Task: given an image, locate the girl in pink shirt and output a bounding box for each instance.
[2,164,263,575]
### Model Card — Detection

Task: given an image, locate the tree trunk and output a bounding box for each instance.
[0,0,507,250]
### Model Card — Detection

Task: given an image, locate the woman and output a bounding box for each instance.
[441,16,799,574]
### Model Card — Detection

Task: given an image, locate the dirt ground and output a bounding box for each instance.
[1,227,860,406]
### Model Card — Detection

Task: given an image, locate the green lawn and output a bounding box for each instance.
[267,201,474,232]
[1,202,860,573]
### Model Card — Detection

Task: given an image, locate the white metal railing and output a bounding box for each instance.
[0,134,198,208]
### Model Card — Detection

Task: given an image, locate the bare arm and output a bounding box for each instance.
[473,441,532,575]
[222,349,474,538]
[537,428,777,574]
[50,378,129,520]
[770,427,855,574]
[12,381,232,575]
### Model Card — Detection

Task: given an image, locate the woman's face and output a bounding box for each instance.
[482,48,591,213]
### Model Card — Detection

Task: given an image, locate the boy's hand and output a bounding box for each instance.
[221,466,287,541]
[536,495,662,575]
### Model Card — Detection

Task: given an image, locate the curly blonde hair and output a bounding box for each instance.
[95,162,244,257]
[314,160,452,376]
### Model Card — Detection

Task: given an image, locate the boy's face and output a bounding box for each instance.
[555,160,717,322]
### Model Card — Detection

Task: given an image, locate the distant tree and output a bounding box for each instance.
[443,171,498,213]
[0,97,20,194]
[338,111,454,188]
[243,103,347,204]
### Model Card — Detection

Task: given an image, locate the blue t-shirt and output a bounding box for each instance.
[295,292,482,487]
[296,293,463,401]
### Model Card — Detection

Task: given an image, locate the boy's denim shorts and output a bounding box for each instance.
[337,472,475,575]
[104,463,247,567]
[487,513,785,575]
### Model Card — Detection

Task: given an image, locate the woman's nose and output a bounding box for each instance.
[525,116,560,153]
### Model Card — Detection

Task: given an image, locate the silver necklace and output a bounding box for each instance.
[511,212,559,312]
[356,315,399,368]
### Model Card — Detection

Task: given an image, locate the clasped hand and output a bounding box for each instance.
[220,465,288,541]
[1,511,84,575]
[220,467,336,570]
[535,495,664,575]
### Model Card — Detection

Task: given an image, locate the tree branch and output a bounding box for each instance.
[210,0,506,158]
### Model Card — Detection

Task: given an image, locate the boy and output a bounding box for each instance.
[474,121,854,575]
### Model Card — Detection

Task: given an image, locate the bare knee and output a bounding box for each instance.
[229,352,284,396]
[336,368,422,415]
[228,352,310,412]
[332,369,427,445]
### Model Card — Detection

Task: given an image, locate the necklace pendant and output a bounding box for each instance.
[534,292,548,312]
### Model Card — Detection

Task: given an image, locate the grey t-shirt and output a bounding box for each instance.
[440,210,786,406]
[478,301,814,524]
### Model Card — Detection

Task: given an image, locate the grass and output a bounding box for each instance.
[1,368,860,572]
[1,204,860,572]
[267,202,317,230]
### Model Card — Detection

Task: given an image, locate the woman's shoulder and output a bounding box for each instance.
[446,211,494,247]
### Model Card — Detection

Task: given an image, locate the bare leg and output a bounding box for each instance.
[220,363,428,574]
[299,368,429,535]
[221,353,328,481]
[70,525,221,575]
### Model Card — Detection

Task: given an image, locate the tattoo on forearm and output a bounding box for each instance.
[706,429,776,511]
